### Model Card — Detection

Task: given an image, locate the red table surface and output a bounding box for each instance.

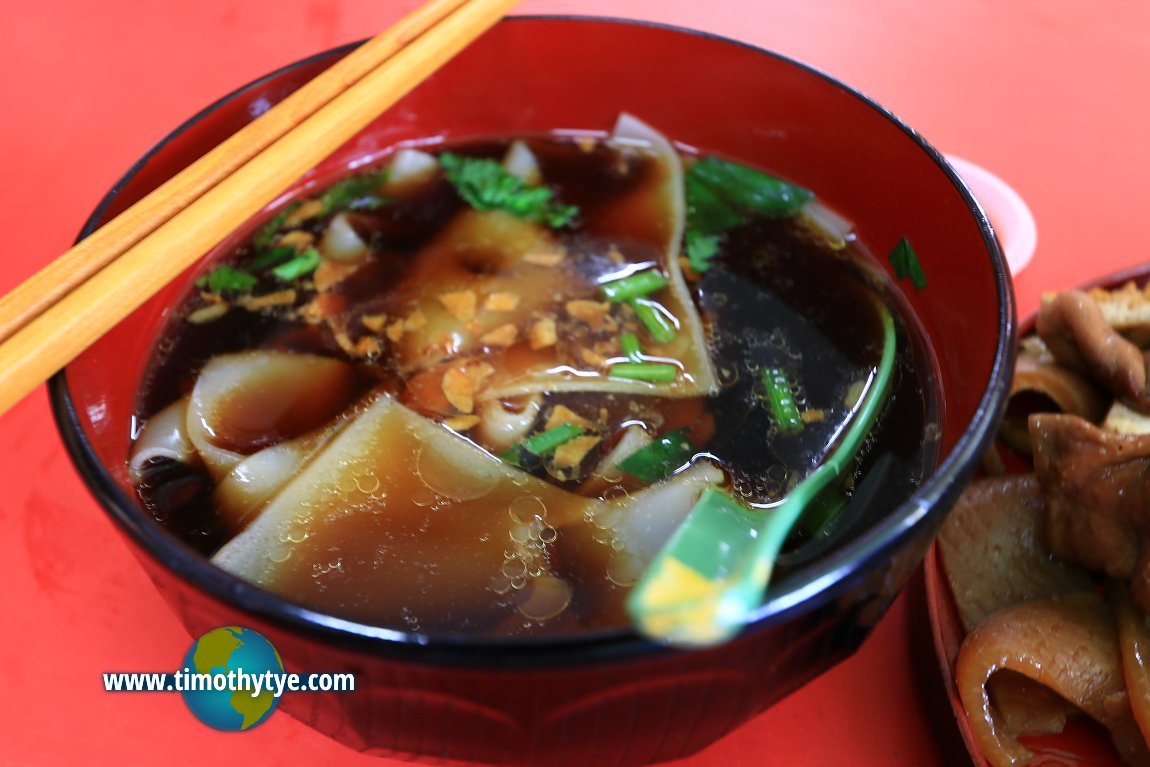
[2,1,1148,764]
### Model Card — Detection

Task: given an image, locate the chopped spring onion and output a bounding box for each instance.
[617,427,694,483]
[271,248,322,281]
[601,269,667,302]
[609,362,678,383]
[248,245,297,271]
[199,265,257,294]
[500,423,585,467]
[761,367,804,435]
[629,298,677,344]
[620,332,643,363]
[521,422,585,456]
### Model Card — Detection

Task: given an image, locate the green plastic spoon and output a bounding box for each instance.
[626,297,898,648]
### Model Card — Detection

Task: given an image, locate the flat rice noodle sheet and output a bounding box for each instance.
[129,397,197,483]
[185,350,358,480]
[212,423,345,533]
[374,113,718,405]
[212,395,722,635]
[212,395,587,634]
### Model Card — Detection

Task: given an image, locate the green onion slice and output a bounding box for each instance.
[521,423,585,456]
[500,423,585,467]
[608,362,678,383]
[620,332,643,363]
[629,298,678,344]
[601,269,668,302]
[249,245,298,271]
[685,231,721,273]
[761,367,804,435]
[201,265,257,294]
[321,170,389,213]
[271,248,322,281]
[617,427,695,483]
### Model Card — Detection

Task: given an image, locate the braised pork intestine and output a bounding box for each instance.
[955,591,1150,767]
[944,281,1150,765]
[1031,413,1150,611]
[937,474,1091,632]
[997,337,1107,456]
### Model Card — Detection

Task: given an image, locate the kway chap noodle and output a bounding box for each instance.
[129,115,936,637]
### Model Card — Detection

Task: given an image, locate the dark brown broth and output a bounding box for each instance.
[132,133,939,628]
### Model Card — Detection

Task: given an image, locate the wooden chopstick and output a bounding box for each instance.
[0,0,470,346]
[0,0,520,416]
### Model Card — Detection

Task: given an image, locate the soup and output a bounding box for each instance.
[128,114,937,637]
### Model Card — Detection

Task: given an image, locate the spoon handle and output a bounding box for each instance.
[628,297,897,648]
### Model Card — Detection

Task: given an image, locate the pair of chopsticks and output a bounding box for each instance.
[0,0,521,417]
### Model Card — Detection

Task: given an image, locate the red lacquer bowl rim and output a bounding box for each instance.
[49,15,1016,667]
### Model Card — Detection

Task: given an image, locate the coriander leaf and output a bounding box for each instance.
[688,156,814,219]
[204,265,257,294]
[685,230,721,273]
[271,248,321,281]
[683,156,813,271]
[251,211,285,250]
[685,171,746,234]
[889,236,927,289]
[320,170,390,213]
[252,209,290,251]
[439,152,578,228]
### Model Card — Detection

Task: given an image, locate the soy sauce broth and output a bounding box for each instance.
[130,129,940,635]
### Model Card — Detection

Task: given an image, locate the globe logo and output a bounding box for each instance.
[180,626,284,731]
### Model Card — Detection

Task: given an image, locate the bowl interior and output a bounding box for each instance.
[53,17,1013,655]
